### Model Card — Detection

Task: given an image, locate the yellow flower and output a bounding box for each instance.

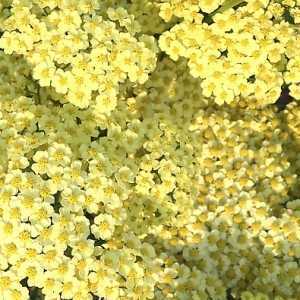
[61,279,79,299]
[32,151,49,175]
[52,69,71,94]
[48,142,72,166]
[214,86,235,105]
[58,9,82,33]
[33,61,56,87]
[41,272,62,297]
[159,3,173,22]
[0,32,15,55]
[91,213,115,240]
[66,87,90,109]
[18,260,44,288]
[61,186,85,212]
[168,40,186,61]
[289,83,300,100]
[200,0,223,13]
[6,287,29,300]
[95,94,117,115]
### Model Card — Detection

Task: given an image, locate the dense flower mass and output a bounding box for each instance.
[159,0,300,106]
[0,0,300,300]
[0,0,157,110]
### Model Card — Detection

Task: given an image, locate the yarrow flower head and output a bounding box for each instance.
[0,1,157,111]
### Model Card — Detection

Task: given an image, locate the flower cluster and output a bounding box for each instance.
[159,0,300,105]
[1,0,300,300]
[0,0,157,110]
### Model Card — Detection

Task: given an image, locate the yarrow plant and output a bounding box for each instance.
[0,0,300,300]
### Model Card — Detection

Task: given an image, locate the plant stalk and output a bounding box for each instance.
[212,0,247,16]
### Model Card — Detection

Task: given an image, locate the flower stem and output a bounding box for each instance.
[291,24,300,30]
[212,0,247,16]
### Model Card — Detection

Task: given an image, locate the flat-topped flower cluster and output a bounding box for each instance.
[0,0,300,300]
